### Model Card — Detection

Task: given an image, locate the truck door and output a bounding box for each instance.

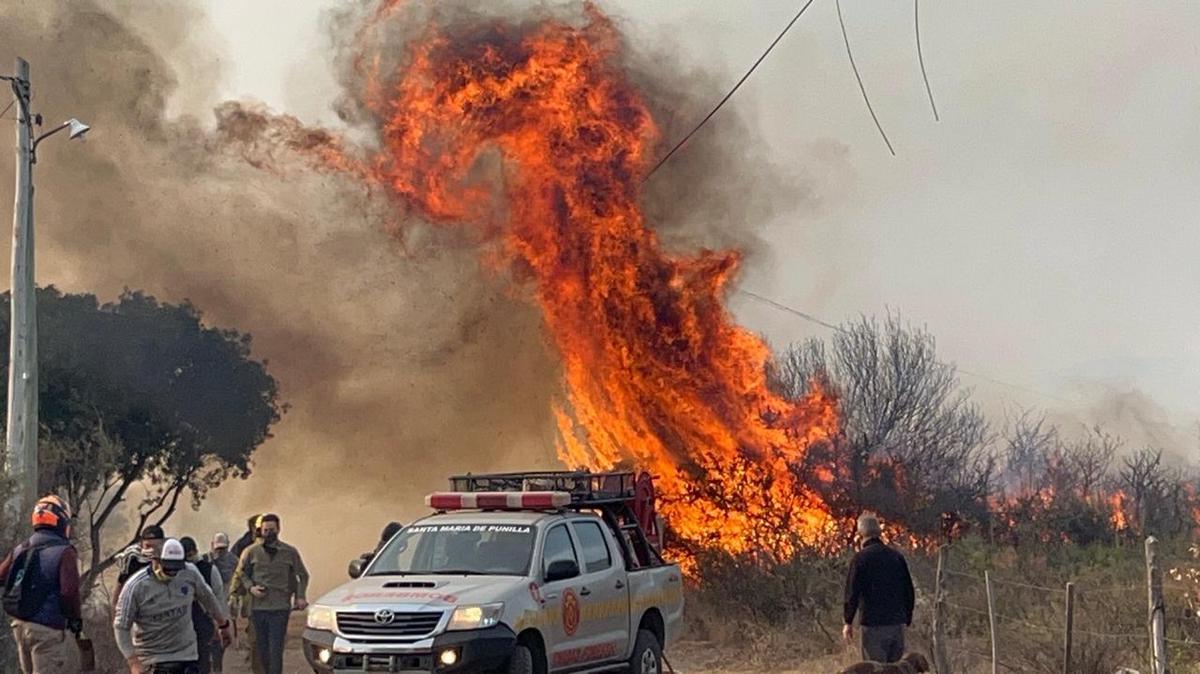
[571,519,631,664]
[540,523,585,670]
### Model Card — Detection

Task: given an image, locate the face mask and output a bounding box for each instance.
[153,566,178,582]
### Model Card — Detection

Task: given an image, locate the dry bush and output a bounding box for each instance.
[683,537,1200,672]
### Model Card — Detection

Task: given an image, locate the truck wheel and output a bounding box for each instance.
[506,644,535,674]
[627,629,663,674]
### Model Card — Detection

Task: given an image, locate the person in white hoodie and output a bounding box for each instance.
[113,539,232,674]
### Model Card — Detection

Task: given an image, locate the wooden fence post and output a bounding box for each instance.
[1146,536,1169,674]
[1062,581,1075,674]
[932,545,952,674]
[985,570,998,674]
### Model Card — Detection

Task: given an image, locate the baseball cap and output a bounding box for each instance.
[160,538,186,571]
[141,525,166,541]
[212,532,230,549]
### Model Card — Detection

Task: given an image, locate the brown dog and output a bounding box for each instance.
[837,652,931,674]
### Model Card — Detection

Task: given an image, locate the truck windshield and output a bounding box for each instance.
[368,523,535,577]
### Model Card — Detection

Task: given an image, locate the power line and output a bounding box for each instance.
[835,0,895,155]
[914,0,940,121]
[736,289,840,331]
[642,0,818,182]
[734,287,1074,405]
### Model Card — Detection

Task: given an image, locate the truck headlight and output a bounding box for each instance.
[446,603,504,631]
[307,605,336,631]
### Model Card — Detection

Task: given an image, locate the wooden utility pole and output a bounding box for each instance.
[4,56,36,514]
[985,570,998,674]
[1146,537,1169,674]
[932,545,952,674]
[1062,582,1075,674]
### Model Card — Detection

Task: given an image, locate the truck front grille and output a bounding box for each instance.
[331,653,433,671]
[336,611,443,639]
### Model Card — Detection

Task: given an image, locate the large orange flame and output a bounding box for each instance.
[289,3,841,559]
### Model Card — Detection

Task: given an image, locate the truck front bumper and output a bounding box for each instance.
[303,625,517,673]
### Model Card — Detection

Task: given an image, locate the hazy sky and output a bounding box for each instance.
[188,0,1199,442]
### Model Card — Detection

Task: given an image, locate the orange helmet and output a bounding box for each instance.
[31,494,72,531]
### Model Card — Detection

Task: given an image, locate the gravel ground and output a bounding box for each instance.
[218,616,844,673]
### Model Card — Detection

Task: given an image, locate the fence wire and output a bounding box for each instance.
[932,553,1200,671]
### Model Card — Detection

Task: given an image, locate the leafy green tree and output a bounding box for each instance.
[0,287,283,592]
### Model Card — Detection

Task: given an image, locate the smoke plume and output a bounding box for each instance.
[0,0,843,588]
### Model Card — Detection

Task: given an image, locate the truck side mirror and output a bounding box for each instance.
[545,559,580,582]
[348,553,373,579]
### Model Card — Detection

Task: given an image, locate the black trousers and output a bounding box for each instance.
[148,662,200,674]
[195,622,216,674]
[861,624,905,662]
[251,610,290,674]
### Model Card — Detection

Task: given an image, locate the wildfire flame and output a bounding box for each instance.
[1109,490,1128,532]
[295,2,842,559]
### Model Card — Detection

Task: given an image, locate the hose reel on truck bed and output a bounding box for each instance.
[436,470,668,569]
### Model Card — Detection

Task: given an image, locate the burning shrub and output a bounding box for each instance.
[775,315,994,542]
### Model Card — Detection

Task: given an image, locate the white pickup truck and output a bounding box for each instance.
[303,472,684,674]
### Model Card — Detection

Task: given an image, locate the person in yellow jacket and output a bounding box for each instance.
[229,514,309,674]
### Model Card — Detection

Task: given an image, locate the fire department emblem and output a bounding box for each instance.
[561,589,581,636]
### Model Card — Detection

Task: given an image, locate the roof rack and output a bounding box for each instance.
[447,471,636,506]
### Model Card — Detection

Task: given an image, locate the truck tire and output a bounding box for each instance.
[627,629,663,674]
[506,644,535,674]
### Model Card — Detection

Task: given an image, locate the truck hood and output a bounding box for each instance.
[316,575,527,610]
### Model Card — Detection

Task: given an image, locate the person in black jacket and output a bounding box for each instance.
[843,512,915,663]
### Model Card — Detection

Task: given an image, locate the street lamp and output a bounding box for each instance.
[32,118,91,160]
[1,58,90,514]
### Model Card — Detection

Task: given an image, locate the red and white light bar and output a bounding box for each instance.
[426,491,572,511]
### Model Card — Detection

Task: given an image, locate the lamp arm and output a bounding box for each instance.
[32,122,69,150]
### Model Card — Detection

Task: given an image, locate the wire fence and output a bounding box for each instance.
[923,545,1200,673]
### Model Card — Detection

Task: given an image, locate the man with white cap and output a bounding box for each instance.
[114,538,232,674]
[205,533,237,588]
[204,533,237,672]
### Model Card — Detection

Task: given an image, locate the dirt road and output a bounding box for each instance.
[223,614,310,674]
[218,615,837,673]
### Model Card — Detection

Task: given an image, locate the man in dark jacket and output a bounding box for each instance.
[843,512,915,663]
[0,495,83,673]
[182,537,226,674]
[230,515,260,563]
[374,521,403,556]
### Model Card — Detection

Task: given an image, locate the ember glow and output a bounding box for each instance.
[308,3,841,558]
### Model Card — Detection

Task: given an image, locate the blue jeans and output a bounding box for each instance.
[251,610,290,674]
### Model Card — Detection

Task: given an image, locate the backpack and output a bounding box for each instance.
[2,543,63,620]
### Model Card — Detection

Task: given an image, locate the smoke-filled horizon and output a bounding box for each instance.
[0,0,1196,590]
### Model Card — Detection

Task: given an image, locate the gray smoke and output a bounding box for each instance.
[0,0,560,591]
[0,0,849,591]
